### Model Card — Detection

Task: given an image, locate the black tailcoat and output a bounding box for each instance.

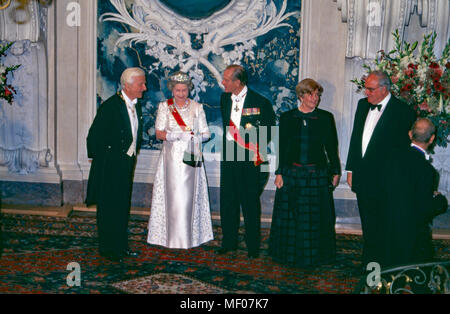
[379,146,448,267]
[86,93,143,256]
[219,88,276,255]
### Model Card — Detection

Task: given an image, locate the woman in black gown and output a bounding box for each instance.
[269,78,341,267]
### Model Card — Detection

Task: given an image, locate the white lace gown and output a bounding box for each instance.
[147,99,213,249]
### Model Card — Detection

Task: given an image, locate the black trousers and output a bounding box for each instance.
[356,192,384,267]
[96,154,136,256]
[220,160,267,255]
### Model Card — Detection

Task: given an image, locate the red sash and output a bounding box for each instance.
[229,120,263,166]
[168,98,193,134]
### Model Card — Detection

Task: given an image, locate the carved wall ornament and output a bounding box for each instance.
[0,0,42,41]
[334,0,449,59]
[100,0,298,99]
[0,40,51,175]
[0,0,51,24]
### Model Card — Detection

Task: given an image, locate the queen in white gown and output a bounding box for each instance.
[147,72,213,249]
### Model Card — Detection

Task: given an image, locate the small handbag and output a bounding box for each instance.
[183,137,202,167]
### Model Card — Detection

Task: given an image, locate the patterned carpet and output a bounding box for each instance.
[0,212,449,294]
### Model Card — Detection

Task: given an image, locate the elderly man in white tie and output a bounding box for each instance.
[218,64,276,259]
[86,67,147,262]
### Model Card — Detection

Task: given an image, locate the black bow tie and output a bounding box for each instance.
[369,104,382,111]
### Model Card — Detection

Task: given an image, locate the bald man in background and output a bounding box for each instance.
[378,118,448,268]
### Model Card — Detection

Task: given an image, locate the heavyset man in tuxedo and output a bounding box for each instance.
[379,118,448,267]
[86,67,146,262]
[346,70,416,268]
[218,65,276,259]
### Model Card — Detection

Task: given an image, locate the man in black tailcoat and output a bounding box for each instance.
[218,65,276,259]
[379,118,448,267]
[86,67,146,262]
[346,70,416,269]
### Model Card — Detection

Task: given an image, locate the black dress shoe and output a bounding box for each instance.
[124,250,140,257]
[216,247,235,255]
[101,252,123,263]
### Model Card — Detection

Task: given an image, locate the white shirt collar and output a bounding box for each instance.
[121,90,137,106]
[378,92,391,109]
[411,143,430,160]
[232,86,248,102]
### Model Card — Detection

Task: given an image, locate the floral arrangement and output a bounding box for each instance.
[351,30,450,148]
[0,42,20,105]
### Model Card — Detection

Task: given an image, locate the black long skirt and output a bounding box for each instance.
[268,165,336,267]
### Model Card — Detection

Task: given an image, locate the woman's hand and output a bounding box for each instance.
[156,130,181,142]
[156,130,167,141]
[274,174,284,189]
[180,132,193,142]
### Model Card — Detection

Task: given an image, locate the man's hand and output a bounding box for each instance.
[332,175,341,187]
[346,172,352,188]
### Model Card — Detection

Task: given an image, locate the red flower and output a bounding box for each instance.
[429,62,440,69]
[401,84,413,92]
[434,81,444,92]
[418,101,430,111]
[391,76,399,84]
[4,86,12,96]
[429,65,443,80]
[431,74,441,82]
[404,67,415,77]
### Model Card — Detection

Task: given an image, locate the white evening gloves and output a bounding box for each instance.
[165,132,181,142]
[166,132,210,142]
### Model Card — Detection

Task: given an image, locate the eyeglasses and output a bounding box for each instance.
[364,86,382,92]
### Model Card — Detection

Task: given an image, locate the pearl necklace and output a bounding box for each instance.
[174,99,190,109]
